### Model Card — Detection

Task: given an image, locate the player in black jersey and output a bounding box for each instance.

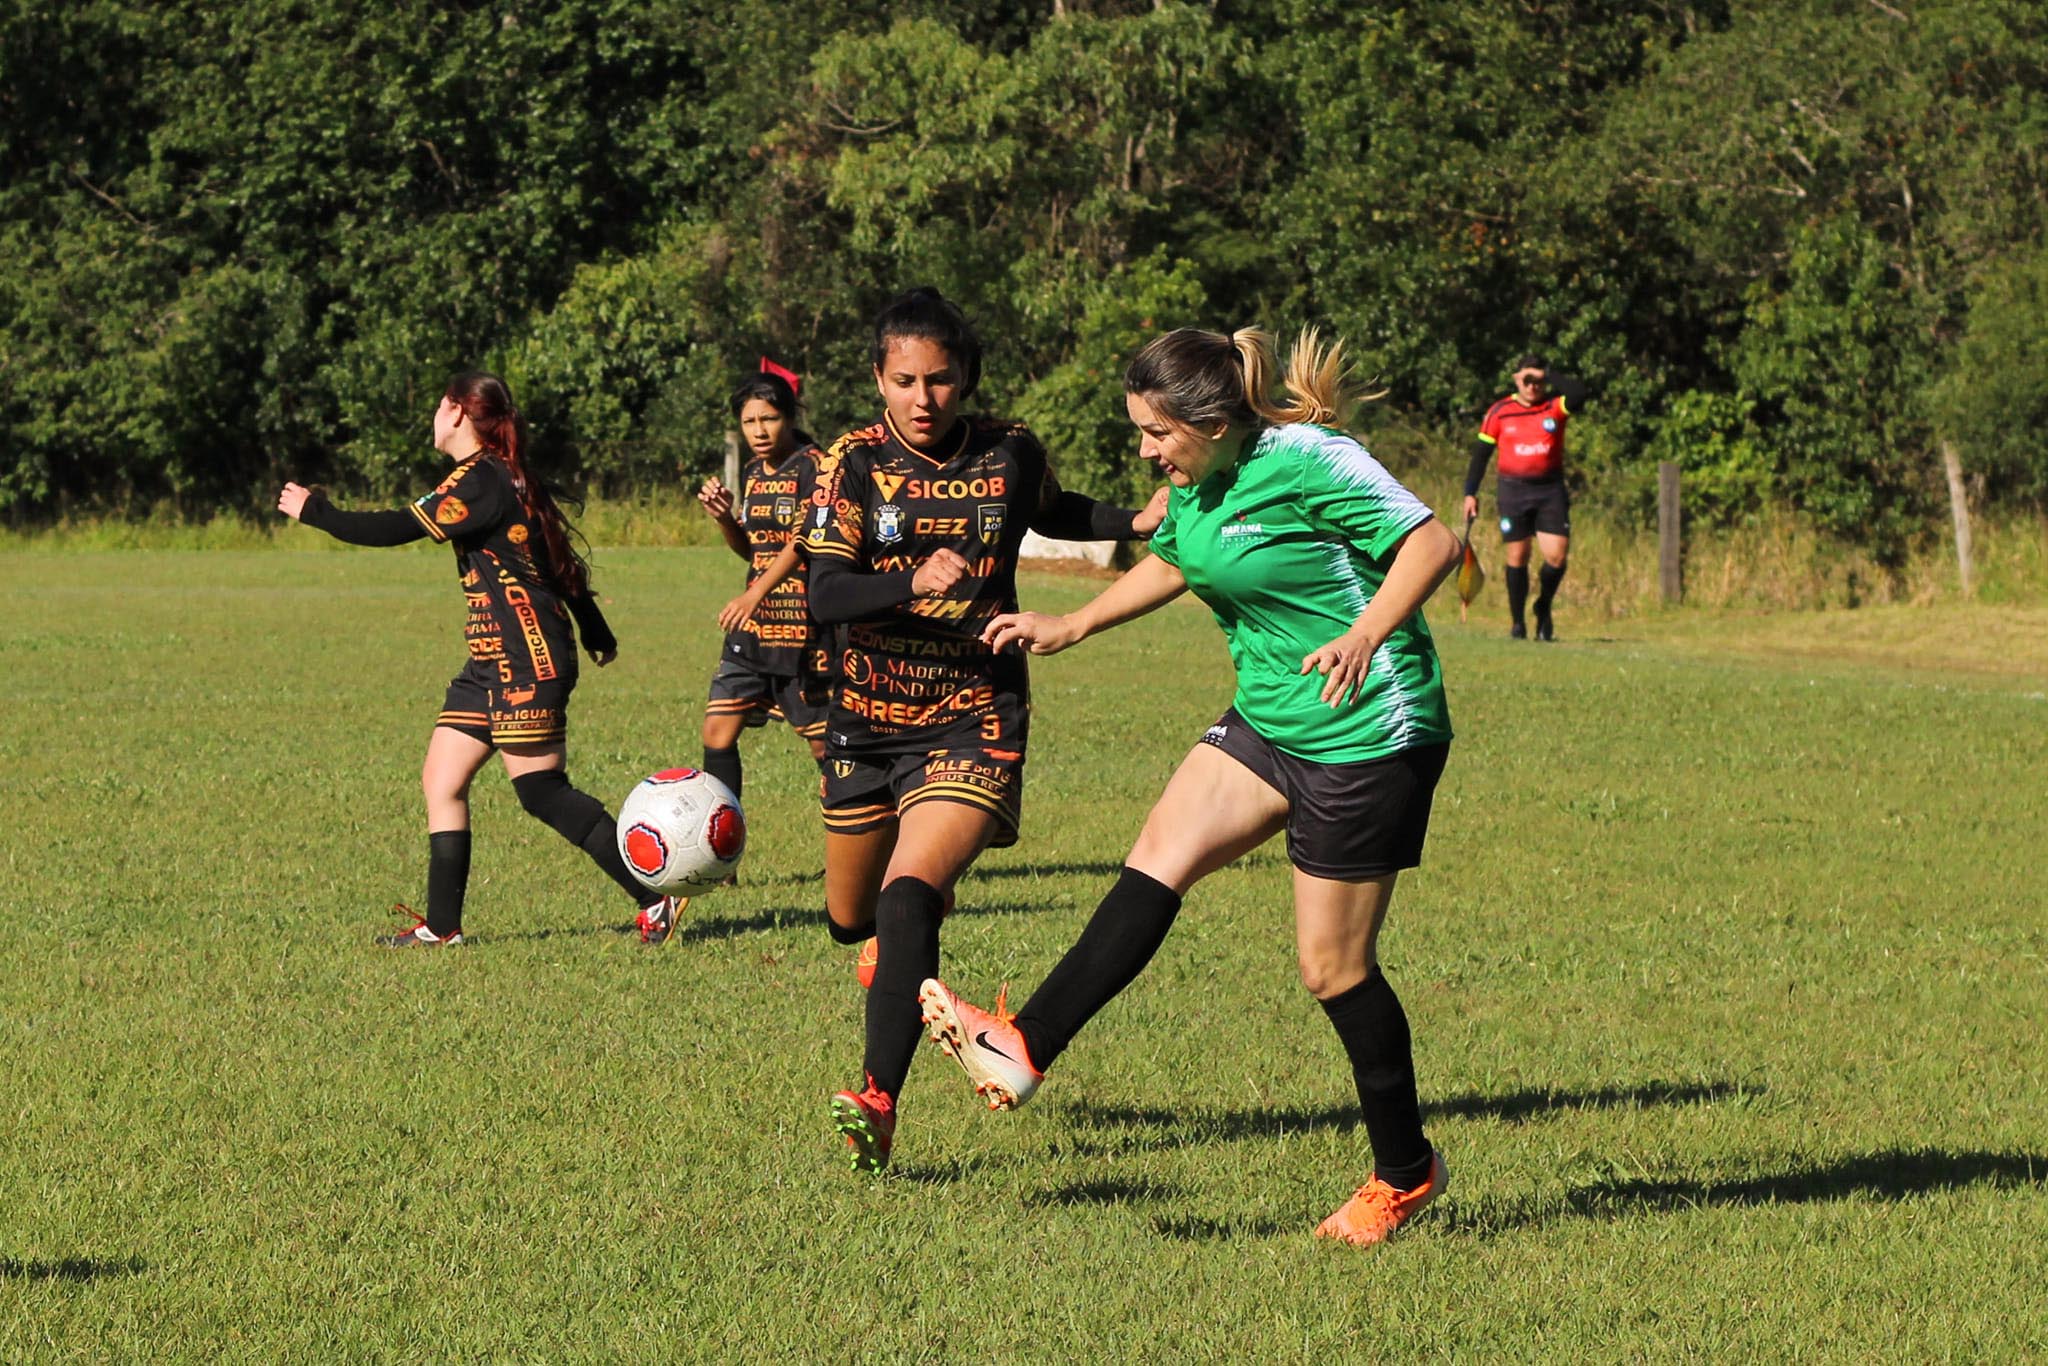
[690,372,833,841]
[810,287,1168,1172]
[277,371,677,946]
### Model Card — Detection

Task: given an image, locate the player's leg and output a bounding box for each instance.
[921,736,1287,1108]
[700,710,747,802]
[402,722,495,945]
[501,741,667,922]
[703,657,769,802]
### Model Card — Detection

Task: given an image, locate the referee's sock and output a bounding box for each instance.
[1014,866,1182,1071]
[425,830,471,939]
[1536,561,1566,610]
[862,876,946,1099]
[1320,968,1435,1191]
[1504,565,1530,629]
[702,744,743,804]
[511,769,658,908]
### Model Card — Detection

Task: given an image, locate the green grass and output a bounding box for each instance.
[4,548,2046,1360]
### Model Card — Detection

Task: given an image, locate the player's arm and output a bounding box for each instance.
[281,484,429,546]
[808,552,967,623]
[697,477,751,559]
[1552,374,1588,414]
[1029,488,1168,541]
[717,541,804,632]
[1301,517,1462,705]
[982,552,1187,656]
[567,593,618,664]
[1462,404,1500,519]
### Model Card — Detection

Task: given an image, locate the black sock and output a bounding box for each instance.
[862,876,946,1098]
[425,830,471,938]
[1014,866,1182,1071]
[510,769,657,907]
[702,744,742,803]
[1320,969,1433,1189]
[827,916,870,946]
[1536,562,1565,611]
[1505,565,1530,628]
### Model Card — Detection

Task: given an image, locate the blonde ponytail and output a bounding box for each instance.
[1128,325,1385,434]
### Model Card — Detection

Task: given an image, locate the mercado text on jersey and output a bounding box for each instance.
[1477,391,1571,483]
[728,444,828,674]
[1149,423,1454,764]
[806,414,1065,754]
[409,456,580,686]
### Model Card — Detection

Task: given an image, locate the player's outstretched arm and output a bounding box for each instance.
[1030,486,1170,541]
[279,483,428,547]
[1299,517,1462,706]
[718,541,804,631]
[983,552,1186,655]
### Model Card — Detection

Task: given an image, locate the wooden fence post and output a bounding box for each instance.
[1657,460,1682,605]
[723,430,740,492]
[1941,438,1974,598]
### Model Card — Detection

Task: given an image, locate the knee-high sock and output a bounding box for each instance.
[1014,866,1182,1071]
[1536,561,1566,610]
[1320,968,1434,1189]
[702,744,742,804]
[1504,564,1530,628]
[425,830,471,938]
[862,876,946,1098]
[510,769,655,906]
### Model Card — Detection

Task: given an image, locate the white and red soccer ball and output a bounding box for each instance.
[616,768,746,896]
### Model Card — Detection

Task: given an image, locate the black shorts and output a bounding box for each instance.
[706,655,829,739]
[438,660,573,746]
[1497,476,1570,542]
[1201,709,1447,880]
[819,748,1024,848]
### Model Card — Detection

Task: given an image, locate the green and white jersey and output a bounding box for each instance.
[1150,423,1453,763]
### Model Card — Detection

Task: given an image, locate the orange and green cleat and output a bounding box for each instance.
[829,1077,896,1174]
[1313,1151,1449,1247]
[917,978,1042,1111]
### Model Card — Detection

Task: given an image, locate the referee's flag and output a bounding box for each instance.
[1457,513,1485,620]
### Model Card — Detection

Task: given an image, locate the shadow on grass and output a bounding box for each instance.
[1151,1214,1293,1242]
[1450,1149,2048,1237]
[0,1255,145,1281]
[1061,1080,1745,1149]
[1023,1177,1176,1208]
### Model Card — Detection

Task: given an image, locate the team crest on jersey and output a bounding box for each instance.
[1542,417,1558,432]
[435,497,468,525]
[874,504,905,544]
[507,524,528,544]
[977,503,1006,541]
[872,470,907,502]
[774,496,797,524]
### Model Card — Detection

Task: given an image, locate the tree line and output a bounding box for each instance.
[4,0,2043,556]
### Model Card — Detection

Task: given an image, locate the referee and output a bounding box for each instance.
[1461,354,1585,640]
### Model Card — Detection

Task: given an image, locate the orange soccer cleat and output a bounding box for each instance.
[1314,1151,1449,1247]
[853,937,880,990]
[829,1077,897,1174]
[917,978,1042,1111]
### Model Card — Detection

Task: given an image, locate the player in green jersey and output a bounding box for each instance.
[918,326,1464,1246]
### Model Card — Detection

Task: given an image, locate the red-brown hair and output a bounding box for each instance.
[443,371,591,597]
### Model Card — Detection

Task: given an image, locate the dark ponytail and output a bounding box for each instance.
[443,370,592,598]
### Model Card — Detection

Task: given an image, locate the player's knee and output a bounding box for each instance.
[1297,948,1366,1001]
[511,768,603,843]
[874,875,944,942]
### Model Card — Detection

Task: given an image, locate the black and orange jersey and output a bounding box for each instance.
[410,456,581,686]
[1474,378,1586,485]
[804,413,1072,755]
[726,444,828,675]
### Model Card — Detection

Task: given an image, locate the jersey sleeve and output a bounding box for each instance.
[805,444,867,563]
[1476,399,1503,446]
[1148,493,1184,568]
[1296,432,1434,560]
[411,459,514,543]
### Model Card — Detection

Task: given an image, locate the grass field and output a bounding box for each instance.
[4,544,2046,1360]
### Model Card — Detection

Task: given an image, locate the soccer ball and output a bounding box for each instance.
[616,768,746,896]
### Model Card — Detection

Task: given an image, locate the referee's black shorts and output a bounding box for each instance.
[1496,475,1570,541]
[1200,708,1448,881]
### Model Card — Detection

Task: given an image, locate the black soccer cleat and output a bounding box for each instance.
[1533,604,1554,642]
[1509,621,1528,640]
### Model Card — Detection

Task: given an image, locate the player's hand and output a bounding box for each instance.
[717,592,761,632]
[1132,486,1171,536]
[277,482,311,520]
[1301,628,1378,707]
[912,547,969,599]
[983,611,1079,656]
[588,646,618,667]
[1462,494,1478,523]
[697,478,734,521]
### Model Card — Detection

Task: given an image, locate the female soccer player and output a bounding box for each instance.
[277,371,677,946]
[688,373,831,862]
[807,287,1166,1173]
[918,327,1464,1246]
